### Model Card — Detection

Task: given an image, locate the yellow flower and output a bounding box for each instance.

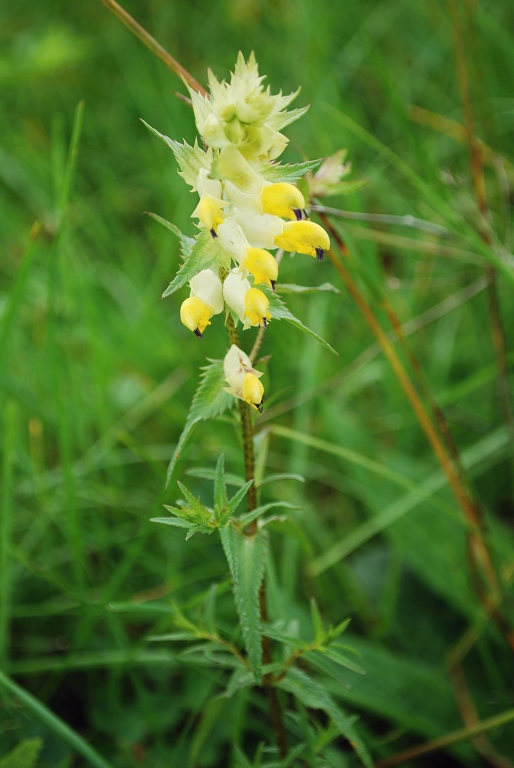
[242,373,264,412]
[242,247,278,289]
[180,297,212,337]
[244,287,272,327]
[274,220,330,260]
[193,196,225,237]
[261,182,306,221]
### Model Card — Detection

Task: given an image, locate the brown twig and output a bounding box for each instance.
[375,707,514,768]
[98,0,207,96]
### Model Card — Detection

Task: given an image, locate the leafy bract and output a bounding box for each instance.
[141,120,211,188]
[262,287,337,355]
[162,229,230,298]
[166,360,233,486]
[259,158,322,183]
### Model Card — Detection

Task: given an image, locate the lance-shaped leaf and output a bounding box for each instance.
[162,230,230,298]
[261,287,337,355]
[220,524,239,583]
[259,158,322,183]
[277,668,373,768]
[166,360,233,487]
[141,120,211,188]
[233,529,268,684]
[217,479,254,525]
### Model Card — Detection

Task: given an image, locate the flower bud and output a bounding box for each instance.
[274,220,330,260]
[242,373,264,412]
[261,182,306,221]
[180,297,212,337]
[244,287,272,327]
[242,248,278,289]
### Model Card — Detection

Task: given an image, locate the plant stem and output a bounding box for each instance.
[225,314,288,758]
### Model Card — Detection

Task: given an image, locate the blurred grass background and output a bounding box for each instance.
[1,0,514,765]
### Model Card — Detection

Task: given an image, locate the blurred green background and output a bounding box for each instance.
[1,0,514,765]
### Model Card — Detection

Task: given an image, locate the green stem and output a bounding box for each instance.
[225,314,288,759]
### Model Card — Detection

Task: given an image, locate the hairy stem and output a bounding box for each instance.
[225,314,288,758]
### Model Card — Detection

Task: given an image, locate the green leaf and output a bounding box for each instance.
[233,530,268,684]
[319,646,366,676]
[220,479,254,523]
[237,501,298,527]
[260,622,308,650]
[187,466,245,488]
[202,583,218,634]
[166,360,233,487]
[259,158,322,183]
[176,481,212,522]
[277,668,373,768]
[213,454,228,521]
[263,287,337,355]
[327,618,351,643]
[275,282,340,295]
[150,516,193,529]
[162,230,230,298]
[141,120,211,187]
[0,739,43,768]
[310,598,326,646]
[146,213,195,258]
[259,473,305,486]
[219,524,239,583]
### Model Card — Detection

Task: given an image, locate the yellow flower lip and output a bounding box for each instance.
[194,196,225,238]
[261,182,306,221]
[273,220,330,260]
[244,287,272,328]
[242,373,264,412]
[242,247,278,290]
[180,297,212,338]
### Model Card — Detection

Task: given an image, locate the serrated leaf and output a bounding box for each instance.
[270,104,311,132]
[213,454,228,521]
[224,667,254,699]
[237,501,298,527]
[276,282,340,295]
[176,481,212,522]
[277,668,373,768]
[162,230,230,298]
[262,287,337,355]
[310,598,326,646]
[146,213,195,259]
[220,524,239,583]
[221,479,254,522]
[259,158,322,183]
[141,120,211,188]
[233,530,269,684]
[150,516,193,529]
[0,739,43,768]
[166,359,233,487]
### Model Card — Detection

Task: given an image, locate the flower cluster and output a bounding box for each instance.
[180,53,330,335]
[158,53,331,411]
